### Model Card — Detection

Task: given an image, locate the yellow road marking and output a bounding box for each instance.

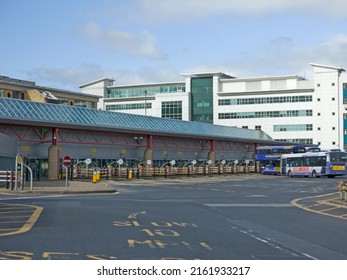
[0,203,43,236]
[291,192,347,220]
[320,207,339,212]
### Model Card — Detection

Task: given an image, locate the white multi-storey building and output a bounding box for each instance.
[80,63,347,150]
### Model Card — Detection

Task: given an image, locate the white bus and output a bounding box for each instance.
[280,151,347,178]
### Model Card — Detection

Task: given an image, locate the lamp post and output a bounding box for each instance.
[144,89,148,116]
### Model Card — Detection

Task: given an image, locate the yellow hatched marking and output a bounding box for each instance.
[0,203,43,236]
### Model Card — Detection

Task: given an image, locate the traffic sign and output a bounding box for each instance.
[63,156,71,167]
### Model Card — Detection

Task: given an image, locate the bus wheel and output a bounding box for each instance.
[312,170,317,178]
[287,170,293,177]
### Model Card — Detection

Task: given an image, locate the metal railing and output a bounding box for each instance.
[0,170,14,189]
[73,164,256,180]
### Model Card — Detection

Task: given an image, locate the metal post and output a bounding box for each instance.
[144,90,148,116]
[65,167,69,191]
[23,164,33,191]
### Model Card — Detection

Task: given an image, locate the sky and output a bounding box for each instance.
[1,0,347,91]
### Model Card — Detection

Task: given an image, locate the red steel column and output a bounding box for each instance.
[48,128,60,179]
[208,139,215,166]
[144,135,153,168]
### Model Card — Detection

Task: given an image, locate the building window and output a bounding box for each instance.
[317,84,320,87]
[161,101,182,120]
[218,109,312,119]
[191,77,213,123]
[242,126,248,129]
[12,91,24,99]
[106,102,151,111]
[332,97,335,101]
[218,95,312,106]
[332,127,336,130]
[332,83,335,86]
[317,98,320,101]
[318,113,321,116]
[318,127,321,130]
[343,83,347,104]
[74,100,95,109]
[107,84,186,99]
[273,124,313,132]
[275,138,313,144]
[255,126,261,130]
[332,112,335,116]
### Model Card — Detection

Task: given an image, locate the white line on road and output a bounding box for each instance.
[205,203,293,207]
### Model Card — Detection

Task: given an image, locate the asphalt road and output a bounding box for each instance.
[0,175,346,260]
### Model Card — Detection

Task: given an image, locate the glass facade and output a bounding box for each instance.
[161,101,182,119]
[107,84,185,99]
[191,77,213,123]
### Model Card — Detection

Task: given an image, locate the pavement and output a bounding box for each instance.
[0,179,117,194]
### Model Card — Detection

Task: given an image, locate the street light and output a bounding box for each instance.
[144,89,148,116]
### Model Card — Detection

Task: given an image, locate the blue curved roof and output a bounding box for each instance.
[0,97,275,143]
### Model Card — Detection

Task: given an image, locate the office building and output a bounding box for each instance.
[81,63,347,150]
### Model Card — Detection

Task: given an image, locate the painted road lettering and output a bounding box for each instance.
[0,251,118,260]
[113,212,213,257]
[141,228,180,237]
[112,220,198,228]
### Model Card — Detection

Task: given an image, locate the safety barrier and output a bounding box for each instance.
[337,181,347,201]
[73,164,256,181]
[0,170,14,189]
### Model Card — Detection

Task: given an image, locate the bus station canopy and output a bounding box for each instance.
[0,97,277,144]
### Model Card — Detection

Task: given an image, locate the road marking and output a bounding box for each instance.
[205,203,293,207]
[0,203,43,236]
[291,192,347,220]
[245,194,267,197]
[128,211,146,219]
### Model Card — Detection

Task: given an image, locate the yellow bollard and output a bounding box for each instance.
[92,170,97,183]
[128,169,133,179]
[96,170,100,181]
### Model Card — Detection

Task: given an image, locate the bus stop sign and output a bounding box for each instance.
[63,156,71,167]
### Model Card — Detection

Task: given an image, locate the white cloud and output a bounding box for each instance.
[81,23,167,59]
[130,0,347,22]
[25,35,347,91]
[25,64,114,91]
[182,34,347,78]
[25,64,182,91]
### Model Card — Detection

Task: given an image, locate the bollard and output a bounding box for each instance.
[92,170,97,183]
[337,181,347,201]
[96,170,100,181]
[127,169,133,179]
